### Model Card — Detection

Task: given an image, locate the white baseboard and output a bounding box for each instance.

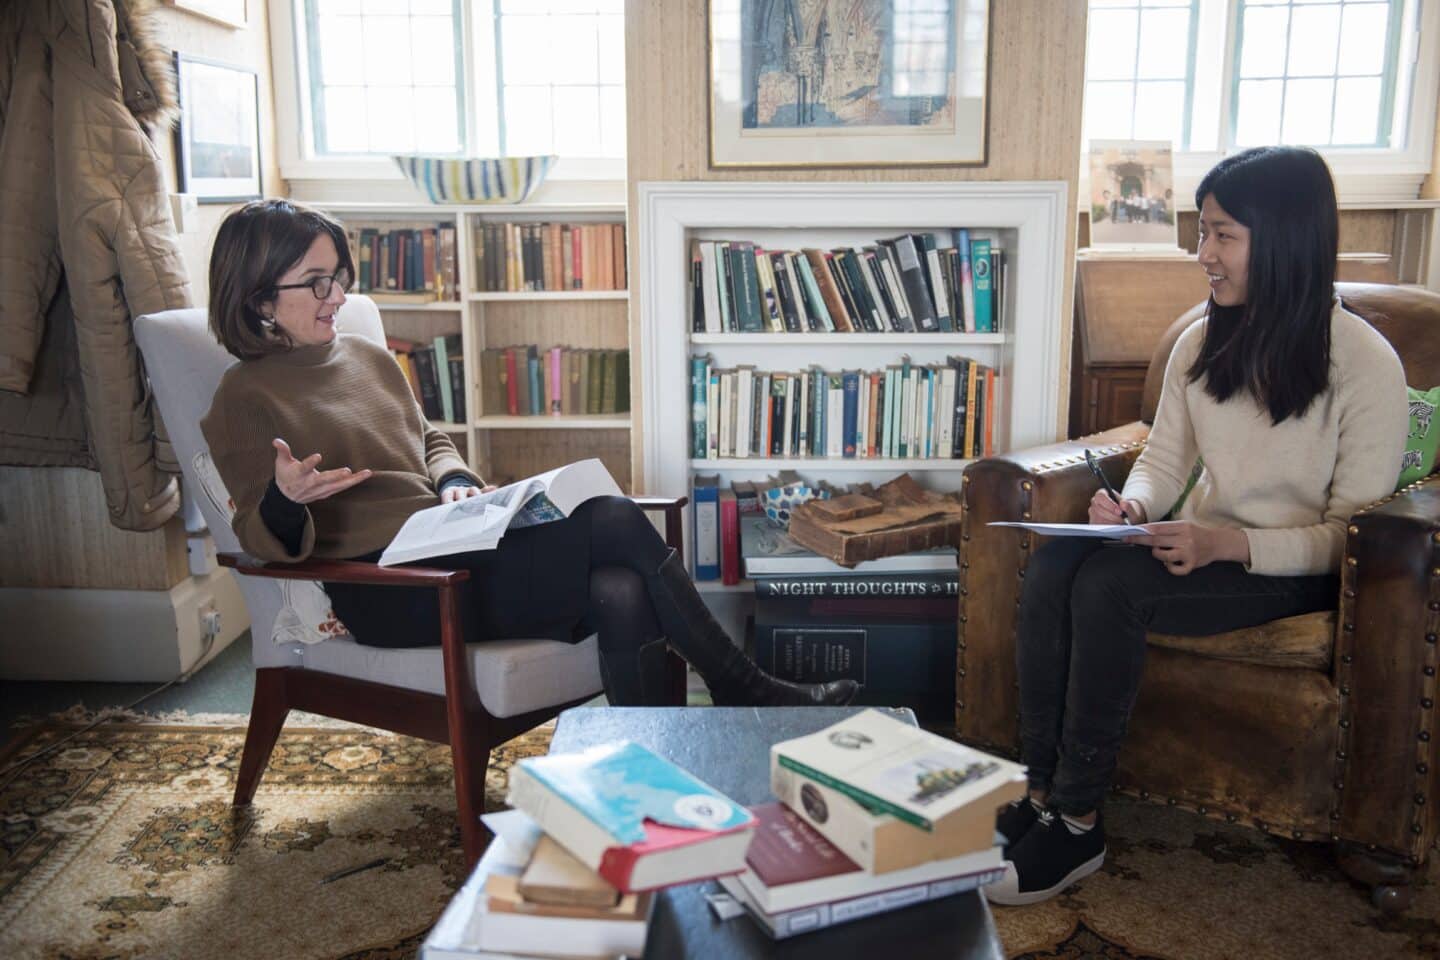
[0,570,250,682]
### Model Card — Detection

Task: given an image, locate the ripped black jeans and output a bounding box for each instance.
[1016,538,1337,816]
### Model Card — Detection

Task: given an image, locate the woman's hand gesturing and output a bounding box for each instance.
[272,438,372,503]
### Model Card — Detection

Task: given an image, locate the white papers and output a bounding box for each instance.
[987,521,1147,538]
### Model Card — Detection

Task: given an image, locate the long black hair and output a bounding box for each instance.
[1188,146,1337,424]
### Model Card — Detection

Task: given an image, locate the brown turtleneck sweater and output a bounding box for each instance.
[201,334,481,563]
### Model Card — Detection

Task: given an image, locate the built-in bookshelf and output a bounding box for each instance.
[322,202,633,490]
[637,181,1069,605]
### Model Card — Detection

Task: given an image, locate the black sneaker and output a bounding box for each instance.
[994,796,1043,853]
[985,808,1106,907]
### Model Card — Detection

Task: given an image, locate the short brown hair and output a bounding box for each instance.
[208,199,355,360]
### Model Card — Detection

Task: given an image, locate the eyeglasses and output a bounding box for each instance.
[274,267,353,300]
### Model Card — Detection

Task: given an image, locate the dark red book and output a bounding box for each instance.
[720,489,740,586]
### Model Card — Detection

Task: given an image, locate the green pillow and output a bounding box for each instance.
[1397,386,1440,488]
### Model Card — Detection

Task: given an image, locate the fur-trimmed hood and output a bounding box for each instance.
[115,0,181,133]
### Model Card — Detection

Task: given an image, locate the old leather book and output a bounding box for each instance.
[786,475,961,567]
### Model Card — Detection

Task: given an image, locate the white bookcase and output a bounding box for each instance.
[636,181,1069,601]
[318,202,634,489]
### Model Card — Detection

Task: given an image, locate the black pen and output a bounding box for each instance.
[1084,448,1131,525]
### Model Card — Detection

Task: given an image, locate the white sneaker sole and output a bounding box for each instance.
[983,847,1106,907]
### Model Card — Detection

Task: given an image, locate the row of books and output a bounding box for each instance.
[690,355,999,462]
[389,335,465,424]
[689,231,1006,336]
[473,221,627,292]
[347,223,461,303]
[476,346,630,417]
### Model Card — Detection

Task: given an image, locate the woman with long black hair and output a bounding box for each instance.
[988,146,1408,906]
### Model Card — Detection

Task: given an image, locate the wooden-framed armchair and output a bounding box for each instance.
[957,282,1440,910]
[135,295,686,866]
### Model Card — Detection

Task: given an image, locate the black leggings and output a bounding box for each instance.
[1016,538,1337,816]
[325,496,670,700]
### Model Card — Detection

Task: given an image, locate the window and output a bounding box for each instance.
[1082,0,1431,162]
[293,0,624,166]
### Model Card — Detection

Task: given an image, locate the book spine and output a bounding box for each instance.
[720,490,740,586]
[411,346,443,420]
[794,253,833,331]
[432,336,454,423]
[550,347,564,415]
[754,248,784,332]
[693,479,720,580]
[970,237,994,332]
[841,371,859,458]
[894,236,938,332]
[449,352,466,423]
[527,349,542,416]
[955,229,976,332]
[692,356,709,458]
[922,234,953,332]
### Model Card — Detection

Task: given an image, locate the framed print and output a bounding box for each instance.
[174,53,261,203]
[1087,140,1179,250]
[708,0,991,168]
[163,0,247,29]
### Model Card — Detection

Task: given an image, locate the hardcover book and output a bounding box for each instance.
[770,710,1026,833]
[507,741,755,893]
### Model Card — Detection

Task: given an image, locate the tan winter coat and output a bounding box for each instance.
[0,0,191,531]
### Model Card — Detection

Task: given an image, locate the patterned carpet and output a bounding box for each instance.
[1,718,1437,960]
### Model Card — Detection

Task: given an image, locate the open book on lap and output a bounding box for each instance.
[987,521,1149,539]
[379,458,622,567]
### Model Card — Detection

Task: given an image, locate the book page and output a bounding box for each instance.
[987,521,1146,538]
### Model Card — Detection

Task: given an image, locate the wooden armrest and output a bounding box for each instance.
[218,553,470,587]
[631,495,689,511]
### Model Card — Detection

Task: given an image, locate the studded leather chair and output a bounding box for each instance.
[956,282,1440,910]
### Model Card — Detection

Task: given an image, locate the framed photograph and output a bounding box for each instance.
[709,0,991,168]
[163,0,247,29]
[174,53,261,204]
[1087,140,1180,250]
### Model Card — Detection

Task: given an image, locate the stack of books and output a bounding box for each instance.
[718,710,1025,939]
[689,231,1006,335]
[424,741,754,958]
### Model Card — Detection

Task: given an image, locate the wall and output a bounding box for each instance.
[623,0,1090,488]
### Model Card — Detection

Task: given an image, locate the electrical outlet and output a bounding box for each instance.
[198,602,221,639]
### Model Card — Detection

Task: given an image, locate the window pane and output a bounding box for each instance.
[411,0,452,13]
[598,84,625,157]
[1142,0,1190,6]
[501,15,554,85]
[1087,9,1139,81]
[1337,3,1389,75]
[413,87,460,152]
[1136,8,1190,80]
[366,87,417,152]
[1239,6,1289,78]
[318,16,364,84]
[598,13,624,85]
[553,86,601,155]
[361,0,404,13]
[1133,80,1185,144]
[548,15,602,85]
[1235,77,1283,145]
[1083,80,1136,145]
[411,16,455,85]
[1286,4,1340,76]
[1281,77,1335,143]
[1332,75,1381,143]
[363,16,412,85]
[504,86,554,154]
[323,87,368,152]
[317,0,361,13]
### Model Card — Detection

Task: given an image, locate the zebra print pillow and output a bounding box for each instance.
[1399,386,1440,488]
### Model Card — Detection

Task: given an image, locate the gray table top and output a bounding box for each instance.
[550,706,1004,960]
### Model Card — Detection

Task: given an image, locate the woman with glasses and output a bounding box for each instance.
[200,199,856,708]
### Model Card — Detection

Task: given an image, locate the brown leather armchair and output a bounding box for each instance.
[957,282,1440,910]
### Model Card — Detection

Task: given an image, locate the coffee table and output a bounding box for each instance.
[548,706,1005,960]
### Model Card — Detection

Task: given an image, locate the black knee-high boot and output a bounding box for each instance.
[646,550,858,707]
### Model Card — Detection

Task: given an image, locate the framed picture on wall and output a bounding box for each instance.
[173,53,262,203]
[163,0,247,30]
[708,0,991,168]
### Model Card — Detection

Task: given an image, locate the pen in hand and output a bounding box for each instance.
[1084,448,1131,525]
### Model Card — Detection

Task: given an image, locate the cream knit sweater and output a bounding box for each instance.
[201,335,481,563]
[1122,303,1407,577]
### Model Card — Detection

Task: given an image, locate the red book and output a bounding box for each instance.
[719,489,740,585]
[572,225,583,289]
[504,347,520,416]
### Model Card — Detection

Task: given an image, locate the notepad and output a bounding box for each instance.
[987,521,1148,538]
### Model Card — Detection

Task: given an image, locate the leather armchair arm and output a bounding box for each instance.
[955,422,1150,749]
[1335,474,1440,861]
